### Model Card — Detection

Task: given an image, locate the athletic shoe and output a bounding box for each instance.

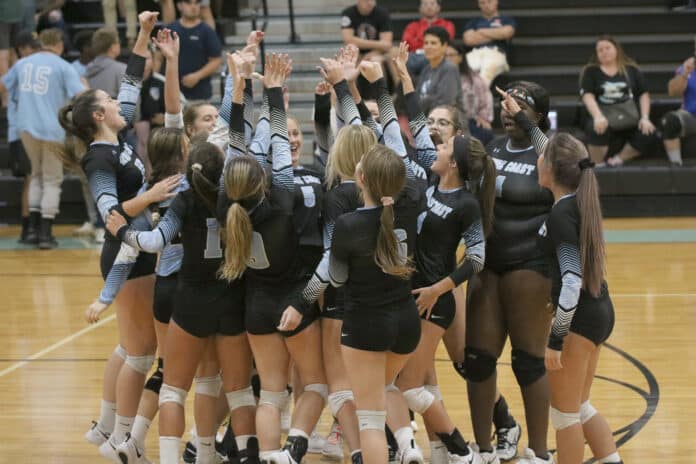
[116,433,151,464]
[283,435,308,464]
[388,446,399,464]
[470,445,499,464]
[94,227,106,244]
[85,421,110,446]
[448,449,483,464]
[429,442,448,464]
[307,430,326,454]
[516,448,552,464]
[98,437,123,463]
[321,421,344,461]
[410,420,419,433]
[400,440,424,464]
[494,422,521,461]
[182,440,197,463]
[73,221,95,236]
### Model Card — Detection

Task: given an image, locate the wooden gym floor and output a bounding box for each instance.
[0,218,694,463]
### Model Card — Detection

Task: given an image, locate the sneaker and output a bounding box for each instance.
[410,420,419,433]
[116,433,151,464]
[73,221,95,236]
[98,437,123,463]
[495,422,521,461]
[470,444,499,464]
[308,430,325,454]
[321,421,344,461]
[516,448,552,464]
[94,227,106,244]
[448,449,483,464]
[388,446,399,464]
[400,440,424,464]
[282,435,308,463]
[182,440,197,463]
[84,421,110,446]
[429,442,448,464]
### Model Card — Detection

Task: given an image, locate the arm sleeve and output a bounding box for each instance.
[249,90,271,167]
[314,92,332,168]
[228,102,247,159]
[513,111,549,155]
[268,87,293,191]
[243,78,254,146]
[405,90,436,172]
[83,149,128,222]
[117,194,186,253]
[118,53,147,126]
[333,80,361,126]
[449,204,486,286]
[328,217,350,286]
[357,99,384,142]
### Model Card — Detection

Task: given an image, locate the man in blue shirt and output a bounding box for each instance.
[662,56,696,166]
[462,0,516,85]
[167,0,222,100]
[0,28,85,249]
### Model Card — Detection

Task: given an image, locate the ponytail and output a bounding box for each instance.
[576,167,605,297]
[190,163,218,216]
[477,154,496,237]
[461,137,496,237]
[219,203,253,281]
[375,200,413,279]
[58,89,102,171]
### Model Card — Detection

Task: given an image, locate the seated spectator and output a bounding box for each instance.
[160,0,216,29]
[401,0,455,77]
[416,26,462,117]
[446,44,494,146]
[70,29,94,78]
[340,0,393,61]
[580,36,657,166]
[168,0,222,101]
[101,0,137,47]
[85,27,126,97]
[462,0,515,85]
[661,55,696,165]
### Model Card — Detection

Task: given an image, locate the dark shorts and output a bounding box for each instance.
[584,119,657,154]
[172,279,245,338]
[100,239,156,281]
[321,286,345,320]
[341,297,422,355]
[420,289,456,330]
[570,283,615,346]
[245,281,319,337]
[0,22,20,49]
[153,273,178,324]
[485,257,550,278]
[9,139,31,177]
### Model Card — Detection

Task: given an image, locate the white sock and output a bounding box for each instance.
[236,434,254,451]
[99,400,117,433]
[260,450,281,460]
[394,426,415,452]
[160,436,181,464]
[599,452,621,463]
[430,441,448,464]
[111,415,134,444]
[196,435,216,464]
[288,428,309,439]
[130,415,151,449]
[190,425,198,440]
[667,149,683,165]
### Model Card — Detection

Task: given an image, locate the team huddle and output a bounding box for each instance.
[59,11,623,464]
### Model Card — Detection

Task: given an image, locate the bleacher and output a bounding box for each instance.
[1,0,695,224]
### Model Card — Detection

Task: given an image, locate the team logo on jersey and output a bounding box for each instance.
[247,232,270,269]
[425,186,453,219]
[538,222,547,237]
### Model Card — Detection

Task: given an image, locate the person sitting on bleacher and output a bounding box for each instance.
[462,0,515,86]
[580,35,656,167]
[401,0,455,77]
[661,55,696,166]
[416,26,462,117]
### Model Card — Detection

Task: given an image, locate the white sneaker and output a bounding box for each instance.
[116,433,152,464]
[308,429,325,454]
[84,421,110,446]
[94,227,106,244]
[98,437,123,463]
[470,445,499,464]
[429,442,448,464]
[516,448,552,464]
[495,422,521,461]
[448,448,483,464]
[73,221,95,236]
[400,441,424,464]
[261,450,291,464]
[321,421,344,461]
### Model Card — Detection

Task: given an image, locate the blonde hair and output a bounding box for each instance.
[218,156,266,281]
[325,125,377,187]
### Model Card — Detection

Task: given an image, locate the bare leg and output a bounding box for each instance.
[587,144,608,165]
[581,346,619,461]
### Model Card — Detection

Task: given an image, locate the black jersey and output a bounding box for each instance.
[414,185,485,287]
[486,137,553,273]
[293,166,324,250]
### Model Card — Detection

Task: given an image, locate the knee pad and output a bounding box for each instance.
[125,353,156,375]
[356,409,386,431]
[328,390,355,416]
[579,401,598,425]
[259,389,290,410]
[304,383,329,404]
[511,349,545,387]
[550,407,580,431]
[463,347,497,382]
[159,383,188,407]
[403,387,435,415]
[661,111,683,139]
[226,385,256,411]
[144,358,164,394]
[114,344,127,360]
[195,374,222,398]
[424,384,443,402]
[384,383,400,393]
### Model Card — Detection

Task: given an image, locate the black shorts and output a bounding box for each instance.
[341,297,421,355]
[420,290,456,330]
[321,286,345,321]
[485,257,549,278]
[153,273,178,324]
[584,120,657,154]
[100,239,156,281]
[570,283,615,346]
[245,281,319,337]
[172,279,245,338]
[9,139,31,177]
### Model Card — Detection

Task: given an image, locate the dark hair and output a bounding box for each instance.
[452,136,496,236]
[57,89,102,171]
[148,128,188,187]
[187,141,224,216]
[73,30,95,54]
[451,44,474,82]
[505,80,551,132]
[424,26,451,46]
[544,133,605,297]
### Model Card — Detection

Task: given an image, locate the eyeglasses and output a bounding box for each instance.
[426,118,453,128]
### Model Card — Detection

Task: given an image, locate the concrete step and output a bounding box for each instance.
[241,0,352,15]
[234,16,342,37]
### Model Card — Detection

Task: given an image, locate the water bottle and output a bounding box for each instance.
[548,110,558,131]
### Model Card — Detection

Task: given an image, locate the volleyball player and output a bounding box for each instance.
[498,91,622,464]
[464,81,554,464]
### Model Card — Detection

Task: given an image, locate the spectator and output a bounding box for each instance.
[160,0,216,29]
[168,0,222,101]
[416,26,462,116]
[101,0,137,47]
[580,36,656,166]
[35,1,69,39]
[340,0,393,61]
[401,0,455,77]
[446,44,494,145]
[0,28,85,249]
[661,56,696,165]
[71,30,95,78]
[85,27,126,97]
[462,0,516,85]
[0,0,23,95]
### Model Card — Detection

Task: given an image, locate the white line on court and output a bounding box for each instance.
[612,293,696,298]
[0,314,116,379]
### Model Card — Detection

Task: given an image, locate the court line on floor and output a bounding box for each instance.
[0,314,116,379]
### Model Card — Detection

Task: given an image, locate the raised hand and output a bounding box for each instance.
[255,53,292,88]
[153,28,179,60]
[318,57,345,85]
[238,50,256,79]
[495,86,522,116]
[138,11,159,34]
[358,59,383,83]
[392,41,410,78]
[243,30,264,56]
[338,44,360,82]
[315,81,332,96]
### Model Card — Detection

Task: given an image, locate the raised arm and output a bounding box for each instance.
[314,82,333,167]
[264,54,294,191]
[154,28,184,128]
[498,87,549,155]
[321,57,361,126]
